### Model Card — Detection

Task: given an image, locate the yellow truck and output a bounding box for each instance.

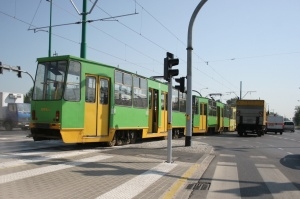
[236,99,267,137]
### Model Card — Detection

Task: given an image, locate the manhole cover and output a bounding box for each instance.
[186,182,211,190]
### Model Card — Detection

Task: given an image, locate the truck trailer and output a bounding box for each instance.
[236,99,267,137]
[0,92,31,130]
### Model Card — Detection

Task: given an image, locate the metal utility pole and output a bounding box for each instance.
[240,81,242,99]
[48,0,53,57]
[186,0,208,146]
[70,0,99,58]
[80,0,87,58]
[167,79,173,163]
[163,52,179,163]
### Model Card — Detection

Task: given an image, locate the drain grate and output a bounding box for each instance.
[186,182,211,190]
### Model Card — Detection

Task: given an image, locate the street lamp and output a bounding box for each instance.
[200,87,208,95]
[192,87,208,97]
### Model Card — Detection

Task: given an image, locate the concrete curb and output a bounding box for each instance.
[161,146,215,199]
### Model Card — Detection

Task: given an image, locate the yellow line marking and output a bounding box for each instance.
[162,163,199,199]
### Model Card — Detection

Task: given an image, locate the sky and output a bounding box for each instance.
[1,0,300,119]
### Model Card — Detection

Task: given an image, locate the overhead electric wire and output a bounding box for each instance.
[0,9,161,75]
[132,0,238,91]
[3,1,299,94]
[28,0,43,30]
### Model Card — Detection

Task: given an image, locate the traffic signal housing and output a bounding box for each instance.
[0,62,2,74]
[175,77,185,93]
[163,52,179,81]
[17,66,21,78]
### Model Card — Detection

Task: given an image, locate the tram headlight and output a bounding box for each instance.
[55,111,60,122]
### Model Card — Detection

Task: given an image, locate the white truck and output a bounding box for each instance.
[0,92,31,130]
[266,114,284,135]
[236,99,267,137]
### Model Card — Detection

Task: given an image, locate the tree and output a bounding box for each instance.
[24,87,33,103]
[293,106,300,126]
[226,97,238,107]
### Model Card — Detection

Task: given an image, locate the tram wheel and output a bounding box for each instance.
[107,135,116,147]
[116,138,123,146]
[129,132,136,144]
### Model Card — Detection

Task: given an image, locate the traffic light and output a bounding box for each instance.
[17,66,21,78]
[0,62,2,74]
[163,52,179,81]
[175,77,185,93]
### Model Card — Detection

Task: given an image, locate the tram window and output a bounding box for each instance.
[133,77,147,108]
[100,79,109,105]
[114,71,132,106]
[33,61,67,100]
[85,77,96,103]
[179,92,186,112]
[161,92,165,110]
[193,99,199,115]
[148,89,152,109]
[64,61,80,101]
[172,89,179,111]
[204,104,207,115]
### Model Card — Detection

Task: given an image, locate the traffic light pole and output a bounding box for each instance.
[0,62,34,84]
[163,52,179,163]
[186,0,208,146]
[167,79,173,163]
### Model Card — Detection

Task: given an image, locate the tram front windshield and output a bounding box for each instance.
[33,60,81,101]
[33,61,67,100]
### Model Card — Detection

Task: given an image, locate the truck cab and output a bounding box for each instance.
[1,103,31,130]
[0,92,31,131]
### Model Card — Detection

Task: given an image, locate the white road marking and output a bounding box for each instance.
[207,161,241,199]
[250,156,267,159]
[256,164,300,198]
[220,154,235,157]
[0,149,100,169]
[95,162,176,199]
[0,155,111,184]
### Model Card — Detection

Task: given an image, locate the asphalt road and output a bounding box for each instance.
[1,129,299,199]
[190,130,300,199]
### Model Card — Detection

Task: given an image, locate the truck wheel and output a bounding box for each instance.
[4,122,12,131]
[238,131,243,137]
[280,132,282,135]
[33,136,42,141]
[257,132,261,137]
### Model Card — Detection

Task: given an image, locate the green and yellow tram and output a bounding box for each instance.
[30,55,188,145]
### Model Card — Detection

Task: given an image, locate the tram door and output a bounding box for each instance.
[148,88,159,133]
[84,75,109,136]
[160,92,167,133]
[217,106,222,132]
[200,103,207,131]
